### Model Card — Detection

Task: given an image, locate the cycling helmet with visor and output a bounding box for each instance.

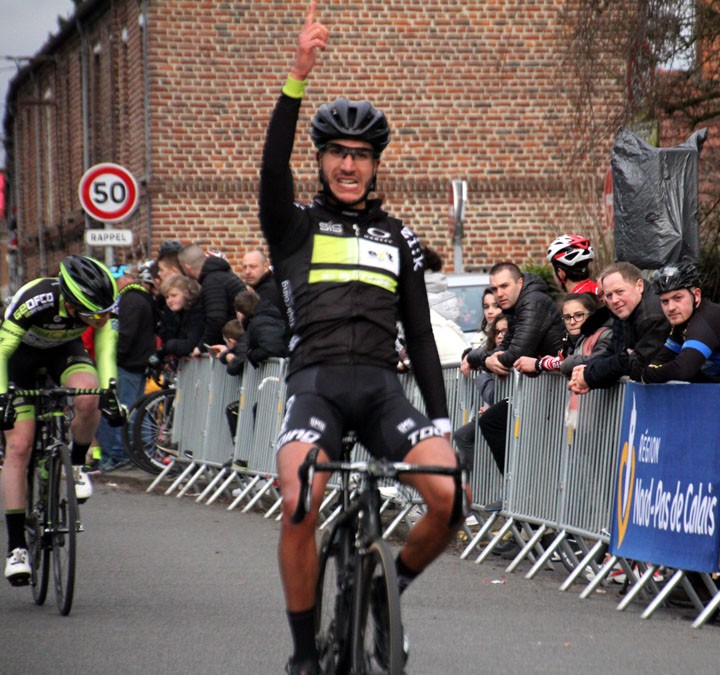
[547,235,595,268]
[652,262,700,295]
[58,255,118,319]
[311,98,390,157]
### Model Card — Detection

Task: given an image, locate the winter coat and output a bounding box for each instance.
[246,298,289,367]
[116,284,157,372]
[162,299,205,357]
[198,256,246,347]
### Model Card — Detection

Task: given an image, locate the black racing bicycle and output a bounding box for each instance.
[18,382,119,615]
[292,439,466,675]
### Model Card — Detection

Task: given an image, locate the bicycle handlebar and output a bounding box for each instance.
[291,447,467,527]
[10,378,118,401]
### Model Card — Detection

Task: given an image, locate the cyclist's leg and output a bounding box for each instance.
[399,436,465,574]
[63,368,101,463]
[3,418,35,583]
[277,440,333,670]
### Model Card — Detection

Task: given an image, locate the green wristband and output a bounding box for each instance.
[282,77,308,99]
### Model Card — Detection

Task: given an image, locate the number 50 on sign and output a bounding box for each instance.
[78,163,139,223]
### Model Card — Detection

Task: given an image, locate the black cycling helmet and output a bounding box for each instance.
[652,262,700,295]
[58,255,118,314]
[311,98,390,155]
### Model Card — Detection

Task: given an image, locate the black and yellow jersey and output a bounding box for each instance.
[0,277,118,392]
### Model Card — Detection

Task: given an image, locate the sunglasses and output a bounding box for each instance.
[324,143,376,163]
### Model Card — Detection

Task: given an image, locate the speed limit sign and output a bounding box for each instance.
[78,163,139,223]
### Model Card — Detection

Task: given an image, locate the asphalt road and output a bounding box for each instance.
[1,470,718,675]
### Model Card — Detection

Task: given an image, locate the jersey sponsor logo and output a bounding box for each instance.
[277,428,322,447]
[401,226,424,271]
[358,240,399,276]
[310,416,327,432]
[13,292,54,321]
[318,221,344,235]
[365,227,392,242]
[396,417,417,434]
[407,424,444,446]
[281,279,296,328]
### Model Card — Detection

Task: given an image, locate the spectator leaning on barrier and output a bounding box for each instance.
[569,261,669,395]
[233,288,289,368]
[546,234,598,295]
[473,287,502,350]
[514,292,613,378]
[477,262,564,479]
[259,5,463,672]
[454,314,508,473]
[178,243,246,351]
[641,263,720,383]
[156,274,204,359]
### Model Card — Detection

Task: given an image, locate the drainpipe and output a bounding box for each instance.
[31,73,47,275]
[77,18,91,253]
[140,0,153,256]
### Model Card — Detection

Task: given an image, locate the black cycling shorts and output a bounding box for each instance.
[277,364,444,461]
[8,339,96,415]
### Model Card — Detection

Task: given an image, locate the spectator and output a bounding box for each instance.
[97,266,157,471]
[157,274,204,358]
[234,289,289,368]
[241,249,284,314]
[514,292,613,378]
[209,319,248,378]
[569,261,669,394]
[453,314,508,472]
[472,287,502,350]
[156,245,185,345]
[546,234,598,295]
[423,246,460,323]
[642,263,720,383]
[178,244,246,350]
[478,262,564,477]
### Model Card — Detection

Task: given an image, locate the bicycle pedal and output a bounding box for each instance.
[8,573,31,587]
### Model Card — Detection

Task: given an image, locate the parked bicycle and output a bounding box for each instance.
[17,381,119,616]
[122,357,177,474]
[292,439,466,675]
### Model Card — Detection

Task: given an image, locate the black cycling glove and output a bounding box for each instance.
[100,392,127,428]
[0,394,17,431]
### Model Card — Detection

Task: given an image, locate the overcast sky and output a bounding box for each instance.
[0,0,76,168]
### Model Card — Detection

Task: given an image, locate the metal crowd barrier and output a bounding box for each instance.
[155,356,719,627]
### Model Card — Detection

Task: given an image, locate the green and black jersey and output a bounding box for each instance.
[0,277,118,392]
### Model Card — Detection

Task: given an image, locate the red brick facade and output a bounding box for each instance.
[4,0,624,282]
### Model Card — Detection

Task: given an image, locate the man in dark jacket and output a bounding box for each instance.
[241,249,284,314]
[178,244,246,350]
[475,262,564,485]
[97,267,156,470]
[569,261,668,393]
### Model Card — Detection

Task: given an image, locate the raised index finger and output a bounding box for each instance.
[304,0,317,29]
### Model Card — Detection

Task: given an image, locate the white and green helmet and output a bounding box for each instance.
[58,255,118,313]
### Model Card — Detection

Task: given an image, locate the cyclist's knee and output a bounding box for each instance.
[72,393,101,419]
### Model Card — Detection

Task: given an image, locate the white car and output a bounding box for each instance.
[446,272,491,346]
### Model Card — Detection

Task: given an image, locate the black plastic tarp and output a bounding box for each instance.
[612,127,708,269]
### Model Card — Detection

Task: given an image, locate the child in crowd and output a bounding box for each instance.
[209,319,247,377]
[156,274,204,358]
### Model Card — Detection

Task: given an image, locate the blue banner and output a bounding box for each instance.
[610,382,720,573]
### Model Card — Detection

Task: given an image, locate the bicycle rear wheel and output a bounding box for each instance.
[50,446,78,616]
[315,527,352,674]
[26,456,49,605]
[352,539,403,675]
[130,389,176,474]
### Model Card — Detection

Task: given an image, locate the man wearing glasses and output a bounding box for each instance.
[260,4,462,673]
[0,255,124,586]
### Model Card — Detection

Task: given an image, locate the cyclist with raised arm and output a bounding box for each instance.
[0,255,124,586]
[260,4,463,673]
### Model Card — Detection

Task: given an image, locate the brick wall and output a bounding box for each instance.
[6,0,624,281]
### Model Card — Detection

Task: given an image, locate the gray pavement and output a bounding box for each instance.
[0,466,718,674]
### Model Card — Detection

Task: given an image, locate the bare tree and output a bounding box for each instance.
[560,0,720,296]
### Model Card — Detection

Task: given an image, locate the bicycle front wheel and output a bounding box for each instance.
[316,527,352,674]
[352,539,403,675]
[131,389,176,474]
[50,446,78,616]
[26,456,49,605]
